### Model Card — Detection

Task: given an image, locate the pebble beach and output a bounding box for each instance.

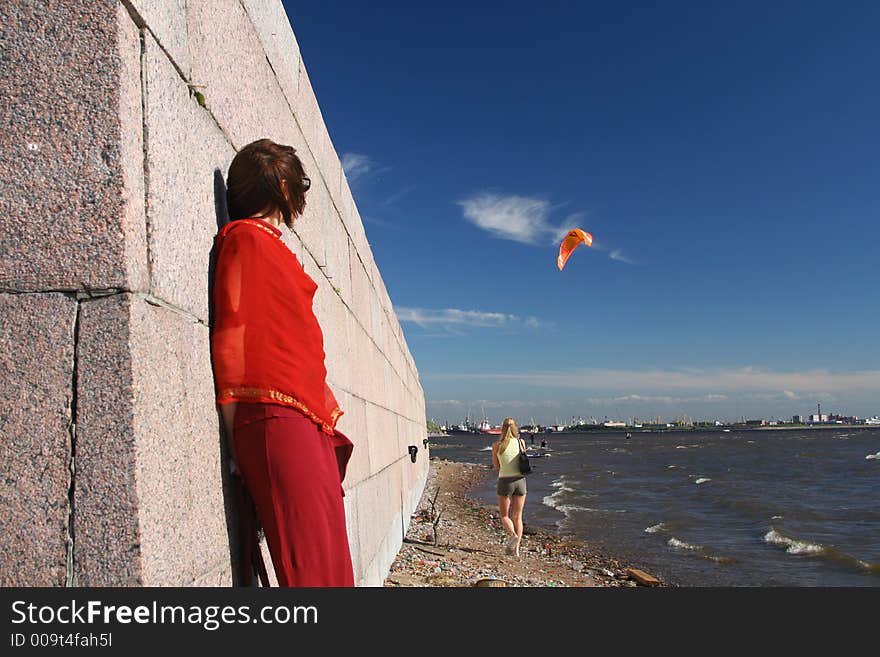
[384,458,667,587]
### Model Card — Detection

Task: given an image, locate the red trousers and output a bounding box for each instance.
[233,402,355,587]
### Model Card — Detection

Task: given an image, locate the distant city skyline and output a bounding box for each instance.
[424,397,879,428]
[283,1,880,423]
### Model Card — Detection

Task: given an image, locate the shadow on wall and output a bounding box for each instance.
[208,167,259,587]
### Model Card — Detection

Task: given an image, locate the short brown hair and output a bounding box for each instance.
[226,139,309,228]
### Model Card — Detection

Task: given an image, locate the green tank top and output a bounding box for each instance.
[497,436,522,478]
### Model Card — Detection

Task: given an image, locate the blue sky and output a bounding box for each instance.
[281,1,880,424]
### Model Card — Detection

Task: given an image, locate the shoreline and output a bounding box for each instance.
[384,457,668,587]
[430,424,876,439]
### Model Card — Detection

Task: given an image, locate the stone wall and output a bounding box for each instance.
[0,0,428,586]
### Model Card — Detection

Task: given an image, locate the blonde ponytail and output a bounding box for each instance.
[497,417,520,452]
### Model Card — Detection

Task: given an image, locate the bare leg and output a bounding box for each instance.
[510,494,526,556]
[497,495,515,537]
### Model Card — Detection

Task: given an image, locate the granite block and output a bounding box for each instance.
[143,33,235,321]
[0,1,146,291]
[353,476,383,572]
[74,294,142,585]
[128,297,229,585]
[368,405,399,472]
[0,293,77,586]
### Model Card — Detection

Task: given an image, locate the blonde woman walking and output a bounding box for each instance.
[491,418,527,556]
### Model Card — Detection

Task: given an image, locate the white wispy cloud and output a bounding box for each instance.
[609,249,636,265]
[397,306,544,331]
[587,393,730,405]
[458,193,574,245]
[427,367,880,398]
[341,153,374,183]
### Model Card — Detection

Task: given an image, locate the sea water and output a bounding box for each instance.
[429,428,880,586]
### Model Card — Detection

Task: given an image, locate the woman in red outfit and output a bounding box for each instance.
[211,139,355,587]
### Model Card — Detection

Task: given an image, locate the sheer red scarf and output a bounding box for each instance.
[211,218,343,435]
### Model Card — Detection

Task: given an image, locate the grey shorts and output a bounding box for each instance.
[497,476,527,497]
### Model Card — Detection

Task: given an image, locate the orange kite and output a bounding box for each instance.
[557,229,594,270]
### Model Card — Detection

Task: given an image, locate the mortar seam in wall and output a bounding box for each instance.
[8,287,209,325]
[136,26,155,295]
[341,390,422,425]
[350,454,417,484]
[64,297,81,586]
[138,293,207,326]
[0,288,118,296]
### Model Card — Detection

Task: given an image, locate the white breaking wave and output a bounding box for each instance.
[543,490,593,514]
[556,504,597,514]
[771,515,784,521]
[694,477,712,485]
[542,489,568,510]
[645,523,668,534]
[675,445,688,449]
[764,529,826,556]
[865,452,880,460]
[668,537,702,551]
[550,479,575,492]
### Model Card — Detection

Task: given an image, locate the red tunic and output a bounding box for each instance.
[211,217,342,435]
[211,218,354,586]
